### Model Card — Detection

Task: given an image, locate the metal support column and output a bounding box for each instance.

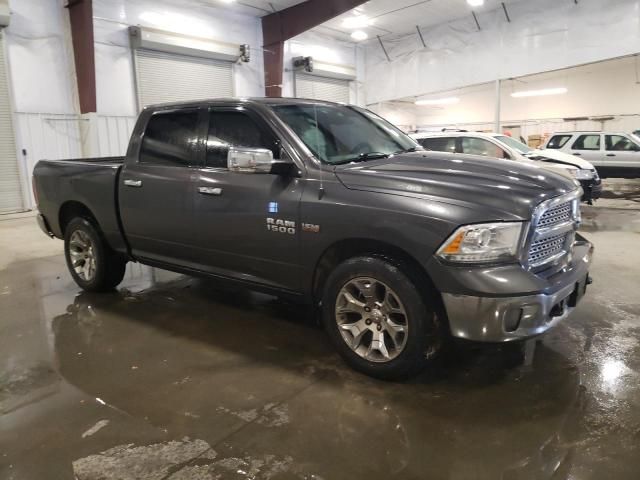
[494,79,501,133]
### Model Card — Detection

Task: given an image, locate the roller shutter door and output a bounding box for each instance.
[0,32,22,214]
[295,73,350,103]
[134,49,234,108]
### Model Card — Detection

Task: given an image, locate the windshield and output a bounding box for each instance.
[271,103,420,164]
[494,135,534,154]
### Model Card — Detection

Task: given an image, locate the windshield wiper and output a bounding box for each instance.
[332,152,390,165]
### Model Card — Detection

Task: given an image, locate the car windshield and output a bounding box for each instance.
[494,135,534,154]
[270,103,420,165]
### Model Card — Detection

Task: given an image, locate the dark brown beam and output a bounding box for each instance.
[262,0,366,97]
[66,0,96,113]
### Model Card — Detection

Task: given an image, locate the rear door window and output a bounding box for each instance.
[206,110,280,168]
[140,110,200,166]
[546,135,572,149]
[571,134,601,151]
[417,137,456,153]
[605,135,639,151]
[460,137,506,158]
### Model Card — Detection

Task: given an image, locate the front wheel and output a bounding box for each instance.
[64,217,127,292]
[322,256,445,380]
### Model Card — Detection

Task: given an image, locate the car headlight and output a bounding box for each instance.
[436,222,525,263]
[574,169,595,180]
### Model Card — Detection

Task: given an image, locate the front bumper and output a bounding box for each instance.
[440,240,593,342]
[37,213,54,238]
[580,178,602,203]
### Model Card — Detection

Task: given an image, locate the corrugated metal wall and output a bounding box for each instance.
[96,115,137,157]
[15,113,136,208]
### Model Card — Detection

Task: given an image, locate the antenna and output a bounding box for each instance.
[313,103,325,200]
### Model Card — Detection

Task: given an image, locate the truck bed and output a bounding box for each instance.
[33,156,128,254]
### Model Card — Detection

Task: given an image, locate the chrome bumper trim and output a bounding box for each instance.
[442,241,593,342]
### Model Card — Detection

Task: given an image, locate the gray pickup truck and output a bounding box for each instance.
[33,98,593,379]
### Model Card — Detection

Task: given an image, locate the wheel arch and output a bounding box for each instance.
[312,238,441,307]
[59,201,98,236]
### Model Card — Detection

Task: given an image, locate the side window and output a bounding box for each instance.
[546,135,571,149]
[140,110,200,166]
[206,110,279,168]
[460,137,505,158]
[605,135,639,151]
[571,135,601,151]
[418,137,456,153]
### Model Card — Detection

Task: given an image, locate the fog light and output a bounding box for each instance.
[504,308,522,332]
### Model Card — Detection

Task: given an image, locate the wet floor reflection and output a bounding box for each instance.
[32,266,587,479]
[2,191,640,479]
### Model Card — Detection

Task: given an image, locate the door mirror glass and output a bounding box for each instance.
[227,147,276,173]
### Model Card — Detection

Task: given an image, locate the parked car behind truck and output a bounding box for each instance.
[411,131,602,203]
[544,131,640,178]
[33,98,593,379]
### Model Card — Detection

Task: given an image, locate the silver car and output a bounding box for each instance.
[544,131,640,178]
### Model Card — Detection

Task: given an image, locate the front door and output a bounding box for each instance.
[119,108,202,266]
[192,106,304,292]
[568,133,603,165]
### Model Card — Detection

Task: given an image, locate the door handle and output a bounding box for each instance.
[573,153,582,156]
[124,179,142,187]
[606,153,616,157]
[198,186,223,196]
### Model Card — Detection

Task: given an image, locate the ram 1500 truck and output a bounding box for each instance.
[33,98,593,379]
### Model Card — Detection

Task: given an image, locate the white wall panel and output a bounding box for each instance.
[365,0,640,104]
[93,0,264,117]
[96,115,137,157]
[14,113,83,207]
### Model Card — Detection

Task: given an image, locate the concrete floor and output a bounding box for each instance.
[1,181,639,480]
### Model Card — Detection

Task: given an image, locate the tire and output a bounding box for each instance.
[64,217,127,292]
[322,256,445,380]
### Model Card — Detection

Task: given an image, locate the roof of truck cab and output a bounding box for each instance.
[143,97,349,110]
[410,131,502,139]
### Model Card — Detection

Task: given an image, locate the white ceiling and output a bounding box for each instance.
[318,0,525,42]
[196,0,304,16]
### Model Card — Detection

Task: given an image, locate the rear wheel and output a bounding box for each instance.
[64,217,126,292]
[322,256,445,380]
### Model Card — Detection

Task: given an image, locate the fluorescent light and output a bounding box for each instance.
[415,97,460,106]
[511,87,568,98]
[351,30,368,41]
[467,0,484,6]
[342,15,371,29]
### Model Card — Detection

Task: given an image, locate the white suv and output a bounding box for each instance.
[544,132,640,178]
[411,131,601,203]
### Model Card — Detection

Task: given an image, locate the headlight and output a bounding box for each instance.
[436,222,525,263]
[574,169,595,180]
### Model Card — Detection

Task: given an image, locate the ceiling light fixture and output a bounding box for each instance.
[511,87,568,98]
[415,97,460,106]
[351,30,368,41]
[342,15,371,29]
[466,0,485,6]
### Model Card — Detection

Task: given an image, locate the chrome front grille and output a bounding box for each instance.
[528,233,566,266]
[537,202,572,228]
[527,192,581,269]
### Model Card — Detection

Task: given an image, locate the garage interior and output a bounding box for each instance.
[1,0,640,479]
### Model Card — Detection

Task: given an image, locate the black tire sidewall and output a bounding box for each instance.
[64,218,109,291]
[322,256,436,380]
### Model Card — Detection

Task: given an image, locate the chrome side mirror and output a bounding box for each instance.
[227,147,275,174]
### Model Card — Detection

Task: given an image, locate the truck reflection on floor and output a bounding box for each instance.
[50,272,584,480]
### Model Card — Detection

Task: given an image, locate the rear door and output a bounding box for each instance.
[119,108,203,266]
[568,134,603,165]
[191,106,304,291]
[459,137,509,159]
[603,134,640,178]
[416,136,457,153]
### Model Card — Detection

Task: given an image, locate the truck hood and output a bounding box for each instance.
[527,149,595,170]
[335,152,579,220]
